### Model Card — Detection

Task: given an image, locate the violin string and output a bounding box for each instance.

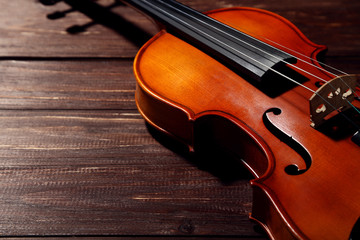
[202,11,360,113]
[144,0,360,128]
[159,0,335,78]
[156,0,360,117]
[158,0,360,100]
[238,32,360,100]
[212,18,360,113]
[247,33,348,75]
[145,0,315,92]
[147,1,344,97]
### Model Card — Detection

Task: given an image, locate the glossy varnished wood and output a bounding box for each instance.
[133,5,360,240]
[0,0,359,239]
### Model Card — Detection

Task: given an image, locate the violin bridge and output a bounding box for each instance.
[309,75,357,128]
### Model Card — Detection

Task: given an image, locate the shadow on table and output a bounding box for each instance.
[40,0,153,48]
[146,119,254,185]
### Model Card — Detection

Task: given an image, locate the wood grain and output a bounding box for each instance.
[0,60,136,109]
[0,0,358,239]
[0,110,256,236]
[0,0,358,57]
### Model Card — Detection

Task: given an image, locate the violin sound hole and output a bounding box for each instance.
[350,217,360,240]
[263,108,312,175]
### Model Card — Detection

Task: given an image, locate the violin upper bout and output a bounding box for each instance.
[206,7,327,66]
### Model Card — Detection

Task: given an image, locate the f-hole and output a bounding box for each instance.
[262,108,312,175]
[350,217,360,240]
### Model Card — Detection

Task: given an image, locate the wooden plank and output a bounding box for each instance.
[0,0,157,58]
[0,110,261,237]
[0,0,358,57]
[0,60,136,110]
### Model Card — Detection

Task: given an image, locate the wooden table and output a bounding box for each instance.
[0,0,358,238]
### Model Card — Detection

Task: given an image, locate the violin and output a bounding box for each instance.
[122,0,360,239]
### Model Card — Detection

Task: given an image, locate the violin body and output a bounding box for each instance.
[133,7,360,240]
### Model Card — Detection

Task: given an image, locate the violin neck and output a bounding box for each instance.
[122,0,295,82]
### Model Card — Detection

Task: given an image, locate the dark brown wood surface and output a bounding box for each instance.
[0,0,358,239]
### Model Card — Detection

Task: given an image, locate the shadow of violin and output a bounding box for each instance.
[146,121,254,185]
[39,0,254,184]
[39,0,153,48]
